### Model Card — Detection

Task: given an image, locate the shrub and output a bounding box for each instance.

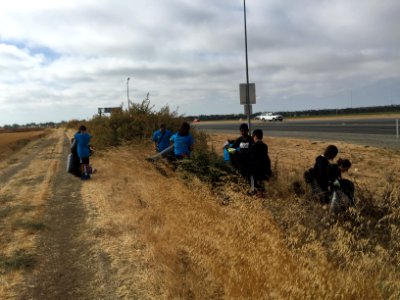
[66,100,185,149]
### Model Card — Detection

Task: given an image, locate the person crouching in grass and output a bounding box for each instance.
[249,129,272,198]
[170,122,194,160]
[74,125,92,180]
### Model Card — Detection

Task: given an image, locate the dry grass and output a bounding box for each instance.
[1,128,398,298]
[0,130,46,161]
[0,129,63,298]
[80,134,400,299]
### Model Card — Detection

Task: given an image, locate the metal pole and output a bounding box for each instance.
[397,119,399,139]
[126,77,130,109]
[243,0,251,131]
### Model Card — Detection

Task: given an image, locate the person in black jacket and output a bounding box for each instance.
[227,123,254,178]
[249,129,272,197]
[313,145,338,203]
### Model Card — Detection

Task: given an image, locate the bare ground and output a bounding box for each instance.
[19,134,116,300]
[0,130,116,299]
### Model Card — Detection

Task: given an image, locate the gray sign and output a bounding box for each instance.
[239,83,256,104]
[244,103,253,115]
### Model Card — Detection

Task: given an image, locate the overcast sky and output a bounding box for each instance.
[1,0,400,125]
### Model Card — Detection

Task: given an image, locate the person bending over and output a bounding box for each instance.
[74,125,92,180]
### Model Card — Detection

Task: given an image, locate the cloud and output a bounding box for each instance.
[0,0,399,125]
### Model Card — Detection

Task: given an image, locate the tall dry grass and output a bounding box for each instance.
[80,134,400,299]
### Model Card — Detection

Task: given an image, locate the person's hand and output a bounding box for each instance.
[227,148,236,154]
[333,180,340,188]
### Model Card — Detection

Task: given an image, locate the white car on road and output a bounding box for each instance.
[255,113,283,122]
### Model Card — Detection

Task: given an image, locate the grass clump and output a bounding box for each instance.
[176,131,232,184]
[0,250,36,271]
[13,220,46,232]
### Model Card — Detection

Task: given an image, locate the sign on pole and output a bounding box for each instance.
[239,83,256,104]
[244,103,252,116]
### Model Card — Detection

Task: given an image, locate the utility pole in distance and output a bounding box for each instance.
[126,77,130,109]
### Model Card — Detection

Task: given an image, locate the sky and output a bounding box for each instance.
[1,0,400,125]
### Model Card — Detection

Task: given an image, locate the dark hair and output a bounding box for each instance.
[252,129,263,140]
[323,145,338,159]
[178,122,190,136]
[239,123,249,131]
[337,158,351,169]
[78,125,87,132]
[159,123,166,129]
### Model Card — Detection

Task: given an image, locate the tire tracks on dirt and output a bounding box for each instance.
[19,133,116,300]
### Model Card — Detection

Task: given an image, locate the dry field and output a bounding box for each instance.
[0,129,399,299]
[0,129,63,298]
[80,133,399,298]
[0,130,46,161]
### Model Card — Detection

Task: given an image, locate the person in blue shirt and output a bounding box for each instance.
[170,122,194,159]
[74,125,92,180]
[152,123,172,152]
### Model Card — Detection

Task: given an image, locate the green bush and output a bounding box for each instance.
[67,100,184,149]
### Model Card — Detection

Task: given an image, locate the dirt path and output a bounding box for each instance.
[18,132,116,300]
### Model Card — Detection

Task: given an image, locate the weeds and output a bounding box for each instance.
[0,250,36,271]
[13,220,46,232]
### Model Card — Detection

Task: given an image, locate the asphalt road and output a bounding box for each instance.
[194,118,400,150]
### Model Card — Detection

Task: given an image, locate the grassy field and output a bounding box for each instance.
[1,129,399,298]
[0,130,46,161]
[79,133,399,299]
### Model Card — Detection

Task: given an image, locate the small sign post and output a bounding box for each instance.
[244,103,253,116]
[239,83,256,130]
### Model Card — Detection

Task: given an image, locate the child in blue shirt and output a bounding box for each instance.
[170,122,194,159]
[152,123,172,152]
[74,125,92,180]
